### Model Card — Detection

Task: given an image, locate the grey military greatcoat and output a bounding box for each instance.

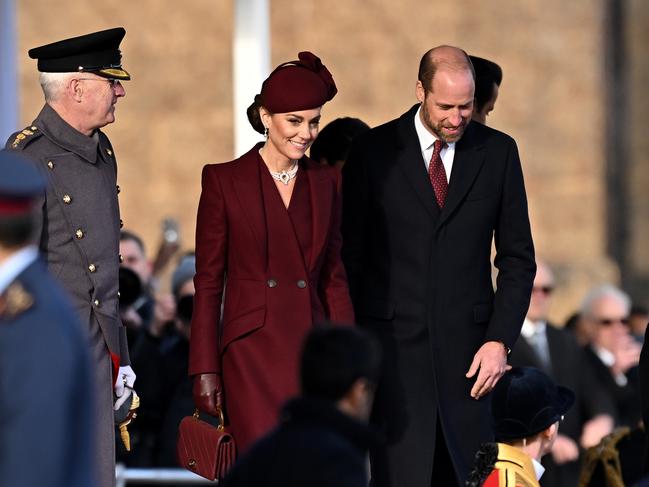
[7,103,128,363]
[6,103,130,487]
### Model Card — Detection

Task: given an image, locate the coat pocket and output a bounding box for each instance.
[221,305,265,352]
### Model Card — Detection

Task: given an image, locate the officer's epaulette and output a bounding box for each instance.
[8,125,43,150]
[0,282,34,319]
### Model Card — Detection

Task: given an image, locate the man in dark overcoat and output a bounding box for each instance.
[5,28,136,487]
[342,45,536,486]
[0,150,96,486]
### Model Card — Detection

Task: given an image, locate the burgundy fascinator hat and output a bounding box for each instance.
[259,51,338,113]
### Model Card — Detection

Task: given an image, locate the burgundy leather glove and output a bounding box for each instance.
[192,373,224,417]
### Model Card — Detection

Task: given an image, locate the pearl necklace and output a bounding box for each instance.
[269,161,298,185]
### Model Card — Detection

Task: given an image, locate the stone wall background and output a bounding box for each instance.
[14,0,649,323]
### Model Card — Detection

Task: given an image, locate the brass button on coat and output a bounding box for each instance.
[106,148,113,156]
[88,264,97,273]
[296,280,307,289]
[93,299,100,307]
[267,279,278,288]
[62,194,72,204]
[75,229,84,239]
[119,254,124,263]
[47,160,54,169]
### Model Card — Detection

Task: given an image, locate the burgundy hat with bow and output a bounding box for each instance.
[259,51,337,113]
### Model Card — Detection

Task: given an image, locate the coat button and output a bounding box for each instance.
[296,280,307,289]
[47,160,54,170]
[119,254,124,263]
[267,279,277,288]
[88,264,97,273]
[93,299,100,307]
[117,291,121,298]
[62,194,72,204]
[106,148,113,156]
[75,229,84,239]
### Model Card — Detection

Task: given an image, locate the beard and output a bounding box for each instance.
[421,102,468,144]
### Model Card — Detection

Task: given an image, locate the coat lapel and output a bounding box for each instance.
[232,144,268,260]
[306,160,332,271]
[396,105,439,219]
[437,122,486,228]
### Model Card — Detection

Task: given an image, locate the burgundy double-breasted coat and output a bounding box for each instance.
[189,143,354,451]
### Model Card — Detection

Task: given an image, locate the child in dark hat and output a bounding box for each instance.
[466,367,575,487]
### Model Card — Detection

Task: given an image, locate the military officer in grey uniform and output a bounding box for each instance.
[0,149,96,486]
[5,28,136,487]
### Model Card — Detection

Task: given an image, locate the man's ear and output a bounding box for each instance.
[415,80,426,104]
[542,422,558,440]
[68,78,83,103]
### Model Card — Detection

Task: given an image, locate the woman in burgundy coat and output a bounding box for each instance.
[189,52,355,452]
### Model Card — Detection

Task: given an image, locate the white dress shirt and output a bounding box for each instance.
[532,458,546,480]
[414,106,456,182]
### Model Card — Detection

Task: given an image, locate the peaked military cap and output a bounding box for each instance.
[28,27,130,80]
[0,150,45,215]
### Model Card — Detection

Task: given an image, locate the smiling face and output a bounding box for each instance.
[261,107,322,163]
[416,67,474,143]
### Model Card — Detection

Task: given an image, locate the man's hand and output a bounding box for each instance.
[465,341,510,399]
[611,334,641,376]
[114,365,136,410]
[551,434,579,464]
[580,414,614,448]
[192,373,224,417]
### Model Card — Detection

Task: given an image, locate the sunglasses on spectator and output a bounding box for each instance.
[596,317,629,326]
[532,286,554,295]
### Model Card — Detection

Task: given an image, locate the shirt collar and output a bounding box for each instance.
[0,246,39,294]
[414,105,456,154]
[593,345,616,367]
[521,318,547,338]
[532,458,545,480]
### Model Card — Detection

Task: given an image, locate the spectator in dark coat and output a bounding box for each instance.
[222,325,382,487]
[580,285,642,428]
[509,260,615,486]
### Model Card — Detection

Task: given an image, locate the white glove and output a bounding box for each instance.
[114,365,136,411]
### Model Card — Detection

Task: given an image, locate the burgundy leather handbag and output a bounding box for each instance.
[177,408,237,481]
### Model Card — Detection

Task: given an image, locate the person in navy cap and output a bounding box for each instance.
[466,367,575,487]
[0,149,96,487]
[4,27,134,487]
[189,52,354,455]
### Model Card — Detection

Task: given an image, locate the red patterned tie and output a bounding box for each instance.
[428,139,448,208]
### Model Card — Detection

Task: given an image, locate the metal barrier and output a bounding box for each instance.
[115,464,217,486]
